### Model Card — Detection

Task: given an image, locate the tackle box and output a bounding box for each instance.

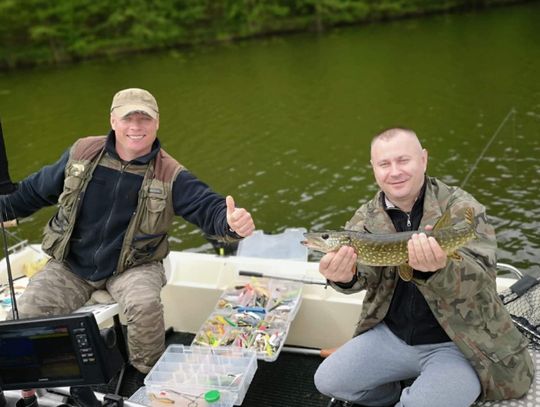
[192,277,302,361]
[144,345,257,407]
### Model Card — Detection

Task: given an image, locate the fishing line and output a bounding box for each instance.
[460,107,516,189]
[0,191,41,254]
[511,107,518,185]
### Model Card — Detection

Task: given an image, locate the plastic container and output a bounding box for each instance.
[216,277,303,322]
[128,387,150,405]
[236,228,308,261]
[192,311,289,362]
[144,345,257,407]
[193,277,302,361]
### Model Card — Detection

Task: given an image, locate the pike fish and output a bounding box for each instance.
[301,207,477,281]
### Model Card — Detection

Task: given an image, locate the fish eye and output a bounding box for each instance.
[321,233,329,240]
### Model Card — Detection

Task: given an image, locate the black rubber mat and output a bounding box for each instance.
[242,352,330,407]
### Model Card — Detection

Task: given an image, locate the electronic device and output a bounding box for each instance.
[0,312,124,390]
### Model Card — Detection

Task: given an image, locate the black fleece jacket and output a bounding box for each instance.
[382,184,451,345]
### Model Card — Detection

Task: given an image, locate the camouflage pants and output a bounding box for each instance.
[16,259,167,374]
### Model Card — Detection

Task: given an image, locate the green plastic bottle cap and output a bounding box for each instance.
[204,390,221,403]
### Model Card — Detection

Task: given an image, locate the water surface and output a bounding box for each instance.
[0,2,539,273]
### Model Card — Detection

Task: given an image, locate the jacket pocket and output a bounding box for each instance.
[58,175,83,204]
[125,233,168,267]
[139,190,168,235]
[474,328,533,400]
[476,327,528,363]
[42,216,66,256]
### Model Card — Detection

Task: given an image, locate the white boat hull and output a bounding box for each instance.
[162,251,365,349]
[1,244,517,350]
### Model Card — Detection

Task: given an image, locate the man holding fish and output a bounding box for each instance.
[308,128,533,406]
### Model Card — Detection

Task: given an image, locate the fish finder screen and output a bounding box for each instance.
[0,324,81,384]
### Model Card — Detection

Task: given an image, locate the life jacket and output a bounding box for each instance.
[42,135,183,274]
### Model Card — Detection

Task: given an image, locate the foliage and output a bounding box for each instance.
[0,0,528,69]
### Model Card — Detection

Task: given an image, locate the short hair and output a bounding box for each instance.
[371,127,418,147]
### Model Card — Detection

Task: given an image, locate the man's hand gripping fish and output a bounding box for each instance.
[301,207,477,281]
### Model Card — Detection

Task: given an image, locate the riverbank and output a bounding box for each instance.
[0,0,534,70]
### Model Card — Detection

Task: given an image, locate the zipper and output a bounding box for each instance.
[91,162,128,277]
[116,162,155,274]
[398,209,414,343]
[386,207,412,230]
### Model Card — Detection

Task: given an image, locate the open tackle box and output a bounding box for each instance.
[144,345,257,407]
[192,277,303,361]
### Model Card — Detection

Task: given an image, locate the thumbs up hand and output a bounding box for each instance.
[226,195,255,237]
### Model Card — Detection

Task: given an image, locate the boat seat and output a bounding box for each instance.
[76,296,128,395]
[77,293,121,326]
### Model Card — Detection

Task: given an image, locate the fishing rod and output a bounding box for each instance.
[238,270,327,286]
[0,117,20,320]
[460,111,540,347]
[460,107,516,189]
[0,223,42,254]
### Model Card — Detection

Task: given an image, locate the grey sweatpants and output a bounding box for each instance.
[16,259,167,374]
[314,323,481,407]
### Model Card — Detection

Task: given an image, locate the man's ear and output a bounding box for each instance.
[110,114,116,131]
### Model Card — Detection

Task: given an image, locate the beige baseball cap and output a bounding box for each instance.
[110,88,159,119]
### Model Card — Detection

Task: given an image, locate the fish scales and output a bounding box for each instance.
[302,208,477,268]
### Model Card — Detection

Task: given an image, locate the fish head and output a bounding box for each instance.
[301,231,351,253]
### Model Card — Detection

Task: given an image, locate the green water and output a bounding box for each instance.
[0,3,539,273]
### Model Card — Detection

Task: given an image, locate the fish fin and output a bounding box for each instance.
[432,208,452,231]
[464,207,475,226]
[449,251,462,261]
[398,264,413,281]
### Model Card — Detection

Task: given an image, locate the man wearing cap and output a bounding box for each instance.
[0,88,255,379]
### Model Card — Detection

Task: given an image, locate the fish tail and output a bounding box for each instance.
[464,207,480,240]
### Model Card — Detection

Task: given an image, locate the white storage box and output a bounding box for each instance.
[237,228,308,261]
[144,345,257,407]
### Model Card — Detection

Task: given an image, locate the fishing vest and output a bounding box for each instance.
[42,135,183,274]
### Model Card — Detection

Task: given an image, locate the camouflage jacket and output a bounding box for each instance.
[330,176,533,401]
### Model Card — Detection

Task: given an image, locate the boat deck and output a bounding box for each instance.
[95,330,540,407]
